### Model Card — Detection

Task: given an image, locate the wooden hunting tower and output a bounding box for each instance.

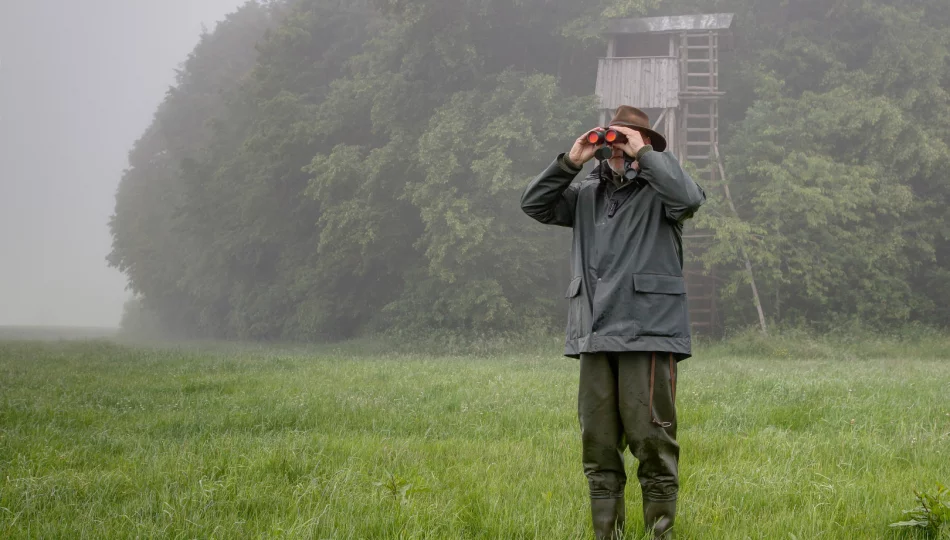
[595,13,735,335]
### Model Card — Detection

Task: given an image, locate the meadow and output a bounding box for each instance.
[1,333,948,538]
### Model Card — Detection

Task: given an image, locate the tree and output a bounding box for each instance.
[109,1,279,336]
[693,0,950,330]
[110,0,950,340]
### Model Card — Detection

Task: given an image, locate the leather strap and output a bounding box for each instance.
[670,352,676,404]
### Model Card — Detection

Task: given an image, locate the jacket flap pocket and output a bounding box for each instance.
[566,277,582,298]
[633,273,685,295]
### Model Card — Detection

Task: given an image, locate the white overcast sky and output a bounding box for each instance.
[0,0,246,327]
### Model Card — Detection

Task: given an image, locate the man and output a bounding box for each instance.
[520,106,705,539]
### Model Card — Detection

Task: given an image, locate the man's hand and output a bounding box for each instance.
[609,125,648,158]
[567,128,603,167]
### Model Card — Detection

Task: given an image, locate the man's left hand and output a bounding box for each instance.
[610,125,647,157]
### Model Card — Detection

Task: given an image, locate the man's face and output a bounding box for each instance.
[606,130,651,173]
[607,146,626,173]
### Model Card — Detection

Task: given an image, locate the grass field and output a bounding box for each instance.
[1,336,948,539]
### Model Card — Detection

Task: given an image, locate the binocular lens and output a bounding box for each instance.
[586,129,625,147]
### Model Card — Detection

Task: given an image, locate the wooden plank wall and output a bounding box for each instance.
[595,57,680,110]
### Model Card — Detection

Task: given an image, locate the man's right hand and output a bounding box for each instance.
[567,128,602,168]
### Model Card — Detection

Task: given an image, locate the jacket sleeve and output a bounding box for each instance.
[520,154,581,228]
[637,148,706,223]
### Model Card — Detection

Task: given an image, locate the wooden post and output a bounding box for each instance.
[666,107,676,155]
[602,37,615,128]
[651,109,668,131]
[677,32,688,160]
[650,108,670,153]
[714,144,768,335]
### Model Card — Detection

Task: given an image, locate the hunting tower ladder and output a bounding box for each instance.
[595,14,734,336]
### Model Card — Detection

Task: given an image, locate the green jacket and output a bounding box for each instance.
[521,148,706,359]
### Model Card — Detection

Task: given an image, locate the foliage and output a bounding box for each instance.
[108,0,950,340]
[890,484,950,535]
[689,0,950,331]
[108,0,284,338]
[384,71,597,331]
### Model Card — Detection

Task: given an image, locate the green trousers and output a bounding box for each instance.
[578,351,679,502]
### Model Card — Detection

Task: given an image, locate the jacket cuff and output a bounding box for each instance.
[558,153,582,174]
[635,145,654,161]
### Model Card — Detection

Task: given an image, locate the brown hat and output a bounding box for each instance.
[609,105,667,152]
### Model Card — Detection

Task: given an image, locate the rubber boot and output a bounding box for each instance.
[643,499,675,538]
[590,497,625,540]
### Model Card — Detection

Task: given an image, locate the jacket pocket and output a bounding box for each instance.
[566,277,583,339]
[632,273,687,337]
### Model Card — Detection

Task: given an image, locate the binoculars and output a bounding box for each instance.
[588,128,629,161]
[586,128,628,146]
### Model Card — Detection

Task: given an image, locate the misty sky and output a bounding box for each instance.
[1,0,245,327]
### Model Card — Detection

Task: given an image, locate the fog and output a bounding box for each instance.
[0,0,244,328]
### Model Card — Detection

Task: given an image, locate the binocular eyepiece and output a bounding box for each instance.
[586,128,628,146]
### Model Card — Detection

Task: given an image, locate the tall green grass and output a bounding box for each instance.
[1,338,948,538]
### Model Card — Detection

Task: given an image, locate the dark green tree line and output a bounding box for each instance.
[110,0,950,339]
[690,0,950,329]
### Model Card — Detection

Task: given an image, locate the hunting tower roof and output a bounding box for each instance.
[605,13,735,34]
